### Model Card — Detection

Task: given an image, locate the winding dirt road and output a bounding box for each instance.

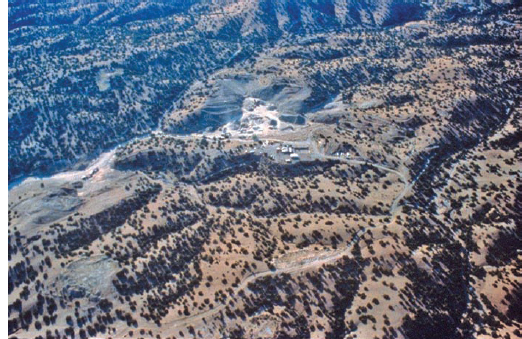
[13,125,415,333]
[161,132,414,330]
[165,229,366,329]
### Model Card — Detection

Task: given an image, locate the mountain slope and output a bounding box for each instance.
[8,0,428,183]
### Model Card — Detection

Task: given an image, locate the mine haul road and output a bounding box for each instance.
[160,134,414,330]
[164,229,366,329]
[13,126,418,334]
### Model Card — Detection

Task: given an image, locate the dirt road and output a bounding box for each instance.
[165,229,366,329]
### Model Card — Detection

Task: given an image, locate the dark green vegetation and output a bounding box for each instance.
[8,0,431,183]
[8,1,522,339]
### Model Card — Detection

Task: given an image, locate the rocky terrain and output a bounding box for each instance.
[8,1,522,339]
[8,0,430,183]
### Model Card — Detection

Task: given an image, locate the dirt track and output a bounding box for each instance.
[165,228,366,329]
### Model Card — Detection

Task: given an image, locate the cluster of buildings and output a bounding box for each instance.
[240,139,313,165]
[277,144,302,163]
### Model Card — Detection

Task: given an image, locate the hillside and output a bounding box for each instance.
[8,0,428,183]
[8,1,522,339]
